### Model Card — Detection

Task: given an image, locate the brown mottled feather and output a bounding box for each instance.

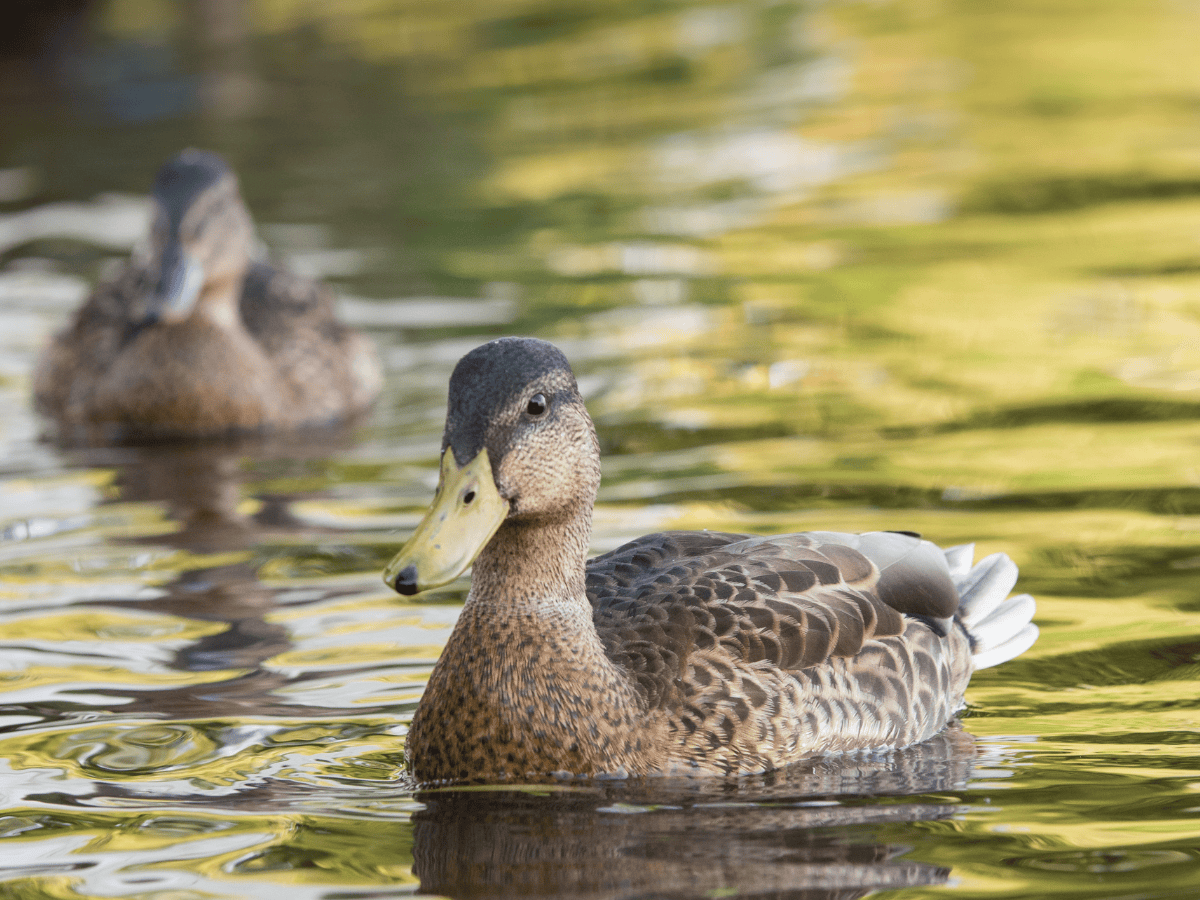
[33,152,381,443]
[400,338,1024,784]
[588,531,916,683]
[577,530,968,774]
[35,259,379,441]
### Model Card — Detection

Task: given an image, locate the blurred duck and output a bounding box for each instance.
[34,149,382,443]
[384,338,1039,783]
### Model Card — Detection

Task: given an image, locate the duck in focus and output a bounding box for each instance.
[33,149,382,444]
[385,337,1038,783]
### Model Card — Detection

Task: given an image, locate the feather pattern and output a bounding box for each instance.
[33,150,381,443]
[583,530,973,773]
[395,338,1038,783]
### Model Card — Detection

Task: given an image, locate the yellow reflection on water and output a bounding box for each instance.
[4,0,1200,896]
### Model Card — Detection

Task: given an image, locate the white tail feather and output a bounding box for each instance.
[946,548,1037,670]
[972,594,1036,653]
[943,543,975,581]
[957,553,1019,626]
[972,623,1039,670]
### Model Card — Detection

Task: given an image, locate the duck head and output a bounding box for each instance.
[142,149,255,328]
[385,338,601,596]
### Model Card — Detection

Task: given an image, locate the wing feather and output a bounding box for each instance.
[587,530,961,710]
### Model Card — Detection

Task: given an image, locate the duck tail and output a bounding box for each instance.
[943,544,1038,670]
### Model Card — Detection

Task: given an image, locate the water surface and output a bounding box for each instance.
[2,1,1200,897]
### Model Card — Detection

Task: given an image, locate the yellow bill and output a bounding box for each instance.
[384,447,509,596]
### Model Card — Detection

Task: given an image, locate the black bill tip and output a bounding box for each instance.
[391,564,421,596]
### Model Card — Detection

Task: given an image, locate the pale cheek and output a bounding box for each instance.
[497,450,575,516]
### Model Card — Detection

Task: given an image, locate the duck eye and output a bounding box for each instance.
[526,392,547,417]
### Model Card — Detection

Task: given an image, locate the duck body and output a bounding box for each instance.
[33,150,381,444]
[387,338,1038,783]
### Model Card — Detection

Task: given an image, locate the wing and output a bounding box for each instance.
[586,530,960,709]
[239,261,380,419]
[33,263,147,419]
[239,261,341,347]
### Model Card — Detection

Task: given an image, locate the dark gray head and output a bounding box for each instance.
[444,338,578,465]
[384,338,600,596]
[443,337,599,522]
[143,149,254,327]
[152,150,232,236]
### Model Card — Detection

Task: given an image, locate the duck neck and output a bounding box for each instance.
[192,271,245,332]
[467,509,592,611]
[413,502,662,780]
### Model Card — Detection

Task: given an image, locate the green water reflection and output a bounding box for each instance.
[2,0,1200,897]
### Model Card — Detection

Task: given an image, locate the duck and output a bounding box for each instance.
[33,149,382,444]
[384,337,1038,783]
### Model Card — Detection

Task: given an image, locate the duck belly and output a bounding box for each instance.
[87,322,287,438]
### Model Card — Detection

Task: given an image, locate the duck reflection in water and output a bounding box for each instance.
[82,437,372,722]
[86,434,348,553]
[33,148,382,445]
[412,726,985,899]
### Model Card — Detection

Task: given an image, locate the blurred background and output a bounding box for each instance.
[2,0,1200,897]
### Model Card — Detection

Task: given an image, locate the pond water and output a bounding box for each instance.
[2,0,1200,897]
